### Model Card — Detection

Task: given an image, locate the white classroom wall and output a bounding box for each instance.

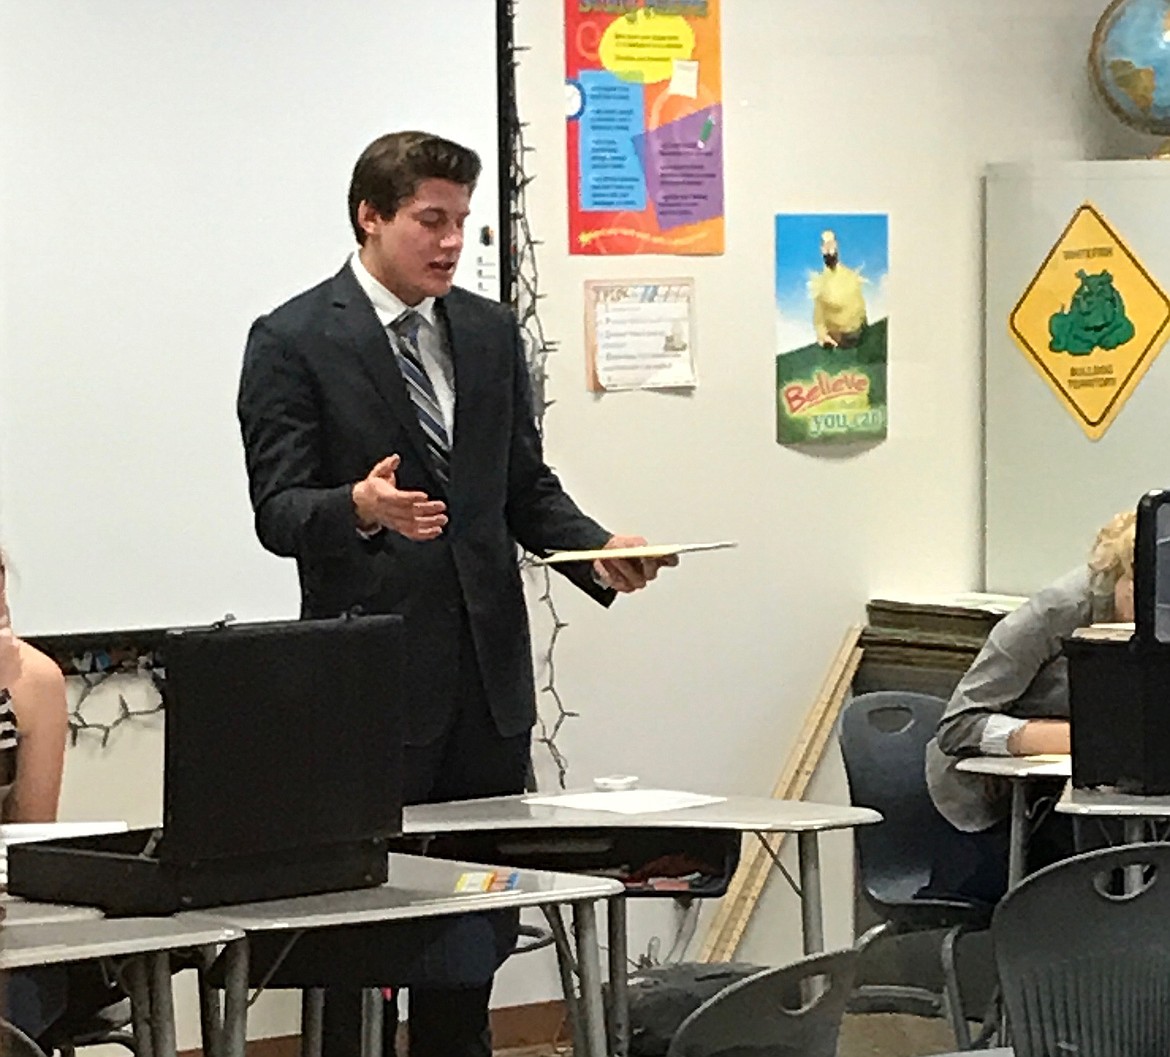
[54,1,1149,1046]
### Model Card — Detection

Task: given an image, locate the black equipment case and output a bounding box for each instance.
[1067,490,1170,794]
[7,614,404,915]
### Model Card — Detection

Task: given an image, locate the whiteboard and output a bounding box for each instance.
[0,1,503,635]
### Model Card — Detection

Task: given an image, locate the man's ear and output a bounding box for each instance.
[356,200,385,238]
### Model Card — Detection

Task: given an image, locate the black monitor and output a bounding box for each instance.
[1134,490,1170,648]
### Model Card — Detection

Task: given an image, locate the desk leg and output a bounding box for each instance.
[572,901,610,1057]
[360,987,383,1057]
[221,938,250,1057]
[544,904,587,1057]
[797,831,824,955]
[148,952,178,1057]
[1007,782,1027,889]
[1124,819,1147,894]
[125,955,156,1057]
[197,944,224,1057]
[301,988,325,1057]
[607,896,629,1057]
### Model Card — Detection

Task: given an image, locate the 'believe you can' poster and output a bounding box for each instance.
[775,213,889,445]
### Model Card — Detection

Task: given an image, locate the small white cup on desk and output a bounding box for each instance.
[593,775,638,792]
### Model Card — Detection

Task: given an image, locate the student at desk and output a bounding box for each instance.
[1,556,71,1041]
[923,510,1135,902]
[0,558,68,822]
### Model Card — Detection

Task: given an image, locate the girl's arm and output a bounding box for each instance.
[4,642,67,823]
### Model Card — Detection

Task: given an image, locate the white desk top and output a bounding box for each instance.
[956,755,1071,779]
[403,792,880,834]
[0,915,241,971]
[1,895,103,927]
[190,852,624,933]
[1057,782,1170,817]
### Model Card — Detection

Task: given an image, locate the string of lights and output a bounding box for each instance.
[506,2,577,790]
[65,651,165,748]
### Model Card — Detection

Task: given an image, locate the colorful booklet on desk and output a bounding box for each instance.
[536,540,737,565]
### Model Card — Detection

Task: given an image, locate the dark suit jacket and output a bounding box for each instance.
[237,264,613,744]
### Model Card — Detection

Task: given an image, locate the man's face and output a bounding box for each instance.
[358,178,471,305]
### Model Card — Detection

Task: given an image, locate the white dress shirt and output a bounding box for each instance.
[349,253,456,441]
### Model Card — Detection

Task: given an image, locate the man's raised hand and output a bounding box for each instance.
[352,454,447,541]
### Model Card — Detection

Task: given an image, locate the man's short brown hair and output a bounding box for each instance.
[348,131,481,243]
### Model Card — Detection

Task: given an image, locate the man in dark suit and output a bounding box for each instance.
[237,131,672,1057]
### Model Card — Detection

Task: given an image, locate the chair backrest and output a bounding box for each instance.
[993,842,1170,1057]
[665,948,858,1057]
[837,690,950,906]
[0,1019,49,1057]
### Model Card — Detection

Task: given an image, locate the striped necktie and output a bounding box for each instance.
[389,310,450,483]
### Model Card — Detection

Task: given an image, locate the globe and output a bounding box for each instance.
[1091,0,1170,137]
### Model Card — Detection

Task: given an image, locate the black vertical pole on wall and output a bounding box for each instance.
[496,0,516,305]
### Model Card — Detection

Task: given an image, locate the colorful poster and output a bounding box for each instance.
[774,214,889,446]
[1009,202,1170,441]
[565,0,723,256]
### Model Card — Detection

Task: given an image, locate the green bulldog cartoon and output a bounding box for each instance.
[1049,269,1136,355]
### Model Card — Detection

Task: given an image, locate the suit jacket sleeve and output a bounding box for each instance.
[502,319,614,605]
[237,317,364,560]
[935,566,1092,757]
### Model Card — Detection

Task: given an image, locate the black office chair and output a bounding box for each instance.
[839,690,995,1049]
[994,842,1170,1057]
[38,1000,135,1056]
[665,948,858,1057]
[0,1019,49,1057]
[31,963,135,1057]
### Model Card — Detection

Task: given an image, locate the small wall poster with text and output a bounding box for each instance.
[565,0,723,256]
[775,213,889,446]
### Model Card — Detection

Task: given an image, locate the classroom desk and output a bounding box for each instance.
[1056,782,1170,840]
[1,895,103,926]
[0,904,241,1057]
[402,791,880,1057]
[956,755,1070,888]
[191,851,622,1057]
[1054,783,1170,894]
[404,792,880,952]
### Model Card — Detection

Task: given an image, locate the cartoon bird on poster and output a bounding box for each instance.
[809,229,868,348]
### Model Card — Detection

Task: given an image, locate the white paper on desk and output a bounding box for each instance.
[1019,755,1072,776]
[0,821,128,887]
[523,790,726,815]
[537,541,737,565]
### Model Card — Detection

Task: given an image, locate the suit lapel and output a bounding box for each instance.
[438,292,489,489]
[324,266,440,487]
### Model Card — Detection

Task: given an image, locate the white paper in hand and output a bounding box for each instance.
[537,540,737,565]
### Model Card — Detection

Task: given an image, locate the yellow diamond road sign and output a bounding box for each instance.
[1009,202,1170,440]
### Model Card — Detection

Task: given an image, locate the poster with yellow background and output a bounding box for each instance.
[1009,203,1170,440]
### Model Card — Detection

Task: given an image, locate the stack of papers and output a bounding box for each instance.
[1072,622,1135,642]
[523,790,726,815]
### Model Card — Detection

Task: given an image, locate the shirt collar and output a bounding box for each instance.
[349,252,437,330]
